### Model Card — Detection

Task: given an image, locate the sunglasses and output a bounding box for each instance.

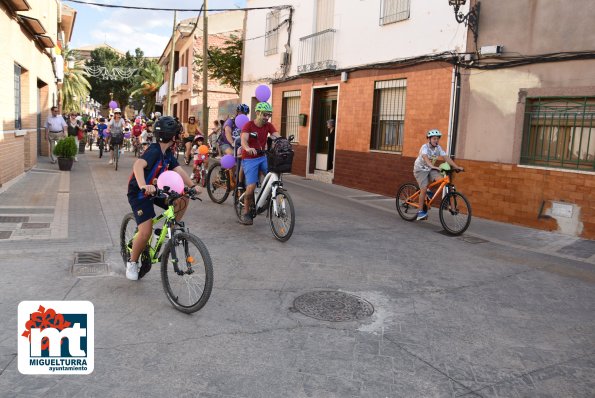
[262,113,272,118]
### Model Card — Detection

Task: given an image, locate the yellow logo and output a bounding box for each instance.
[137,210,143,216]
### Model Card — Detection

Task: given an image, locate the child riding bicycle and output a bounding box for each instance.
[413,129,464,220]
[125,116,199,281]
[190,134,209,184]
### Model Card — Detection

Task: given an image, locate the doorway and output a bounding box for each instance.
[308,87,337,175]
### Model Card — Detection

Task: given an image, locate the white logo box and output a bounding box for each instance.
[18,301,94,375]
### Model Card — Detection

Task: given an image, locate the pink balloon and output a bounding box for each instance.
[255,85,271,102]
[234,114,249,130]
[220,154,236,169]
[157,170,184,194]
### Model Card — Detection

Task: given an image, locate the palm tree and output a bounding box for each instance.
[131,61,164,115]
[61,47,92,113]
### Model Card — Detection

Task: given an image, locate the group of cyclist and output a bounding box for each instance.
[124,102,278,279]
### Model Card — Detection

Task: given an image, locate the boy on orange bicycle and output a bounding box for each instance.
[413,129,463,220]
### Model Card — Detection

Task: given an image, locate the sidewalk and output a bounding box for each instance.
[285,175,595,266]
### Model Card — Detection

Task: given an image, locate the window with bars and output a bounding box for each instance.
[521,97,595,171]
[281,90,300,142]
[371,79,406,152]
[14,63,22,130]
[380,0,411,25]
[265,10,280,56]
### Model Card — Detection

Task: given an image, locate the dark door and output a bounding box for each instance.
[309,88,337,173]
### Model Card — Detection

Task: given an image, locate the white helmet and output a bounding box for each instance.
[113,108,122,113]
[426,129,442,138]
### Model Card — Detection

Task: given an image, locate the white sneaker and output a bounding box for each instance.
[108,159,113,164]
[126,261,139,280]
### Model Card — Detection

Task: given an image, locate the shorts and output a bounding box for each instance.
[219,143,232,153]
[414,169,442,189]
[243,156,267,185]
[128,194,168,225]
[183,136,195,144]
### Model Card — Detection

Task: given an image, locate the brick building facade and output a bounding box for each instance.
[0,1,75,187]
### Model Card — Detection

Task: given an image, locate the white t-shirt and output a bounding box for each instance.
[414,143,447,172]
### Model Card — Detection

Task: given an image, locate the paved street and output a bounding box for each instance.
[0,150,594,397]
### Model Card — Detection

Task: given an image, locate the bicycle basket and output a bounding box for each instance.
[267,137,294,173]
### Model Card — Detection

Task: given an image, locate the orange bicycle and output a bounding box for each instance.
[396,165,471,235]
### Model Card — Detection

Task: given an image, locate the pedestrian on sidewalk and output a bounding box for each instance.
[326,119,335,170]
[45,106,67,164]
[67,113,82,162]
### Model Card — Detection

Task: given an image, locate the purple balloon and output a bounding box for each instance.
[124,133,131,139]
[220,154,236,169]
[235,114,249,130]
[255,85,271,102]
[109,100,118,109]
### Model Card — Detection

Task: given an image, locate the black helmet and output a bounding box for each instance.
[154,116,181,143]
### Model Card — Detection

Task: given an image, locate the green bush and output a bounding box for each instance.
[53,136,78,158]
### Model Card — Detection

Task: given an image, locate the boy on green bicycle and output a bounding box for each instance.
[413,129,463,220]
[126,116,198,280]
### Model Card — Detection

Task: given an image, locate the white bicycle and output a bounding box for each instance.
[234,139,295,242]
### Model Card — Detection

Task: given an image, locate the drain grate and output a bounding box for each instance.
[458,235,489,244]
[292,291,374,322]
[0,231,12,239]
[21,223,50,229]
[72,251,108,277]
[0,216,29,223]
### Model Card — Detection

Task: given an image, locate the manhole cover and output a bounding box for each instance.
[293,291,374,322]
[0,231,12,239]
[458,235,489,244]
[74,251,104,264]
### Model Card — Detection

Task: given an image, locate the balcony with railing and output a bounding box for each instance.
[297,29,337,74]
[156,81,168,104]
[174,67,189,92]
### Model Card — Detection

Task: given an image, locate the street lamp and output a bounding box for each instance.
[449,0,480,45]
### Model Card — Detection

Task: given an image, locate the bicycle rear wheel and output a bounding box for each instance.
[161,232,213,314]
[119,213,136,264]
[206,163,230,204]
[439,191,472,236]
[269,189,295,242]
[396,183,419,221]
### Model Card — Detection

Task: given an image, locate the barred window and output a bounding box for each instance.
[371,79,406,152]
[521,97,595,171]
[14,63,22,130]
[281,90,300,142]
[265,10,280,56]
[380,0,411,25]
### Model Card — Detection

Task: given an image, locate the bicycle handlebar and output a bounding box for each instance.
[141,186,202,202]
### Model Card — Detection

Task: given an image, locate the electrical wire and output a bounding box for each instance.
[64,0,290,12]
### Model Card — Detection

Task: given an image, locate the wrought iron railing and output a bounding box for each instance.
[297,29,337,74]
[520,97,595,171]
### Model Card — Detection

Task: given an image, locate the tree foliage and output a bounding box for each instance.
[194,34,243,94]
[61,47,91,113]
[86,47,148,113]
[130,61,164,115]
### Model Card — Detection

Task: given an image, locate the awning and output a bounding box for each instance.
[1,0,31,12]
[36,35,55,48]
[19,15,46,35]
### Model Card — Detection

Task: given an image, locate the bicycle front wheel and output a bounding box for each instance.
[206,163,230,204]
[439,191,472,236]
[396,183,419,221]
[269,189,295,242]
[161,232,213,314]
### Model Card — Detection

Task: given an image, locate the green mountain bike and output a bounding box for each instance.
[120,187,213,314]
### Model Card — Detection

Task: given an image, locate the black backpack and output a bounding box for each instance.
[267,137,294,173]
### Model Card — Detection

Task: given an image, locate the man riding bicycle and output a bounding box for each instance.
[125,116,198,280]
[239,102,280,225]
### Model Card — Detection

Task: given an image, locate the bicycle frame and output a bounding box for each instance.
[255,172,282,214]
[405,173,452,209]
[129,205,177,264]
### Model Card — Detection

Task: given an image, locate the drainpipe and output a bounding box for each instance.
[449,64,462,159]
